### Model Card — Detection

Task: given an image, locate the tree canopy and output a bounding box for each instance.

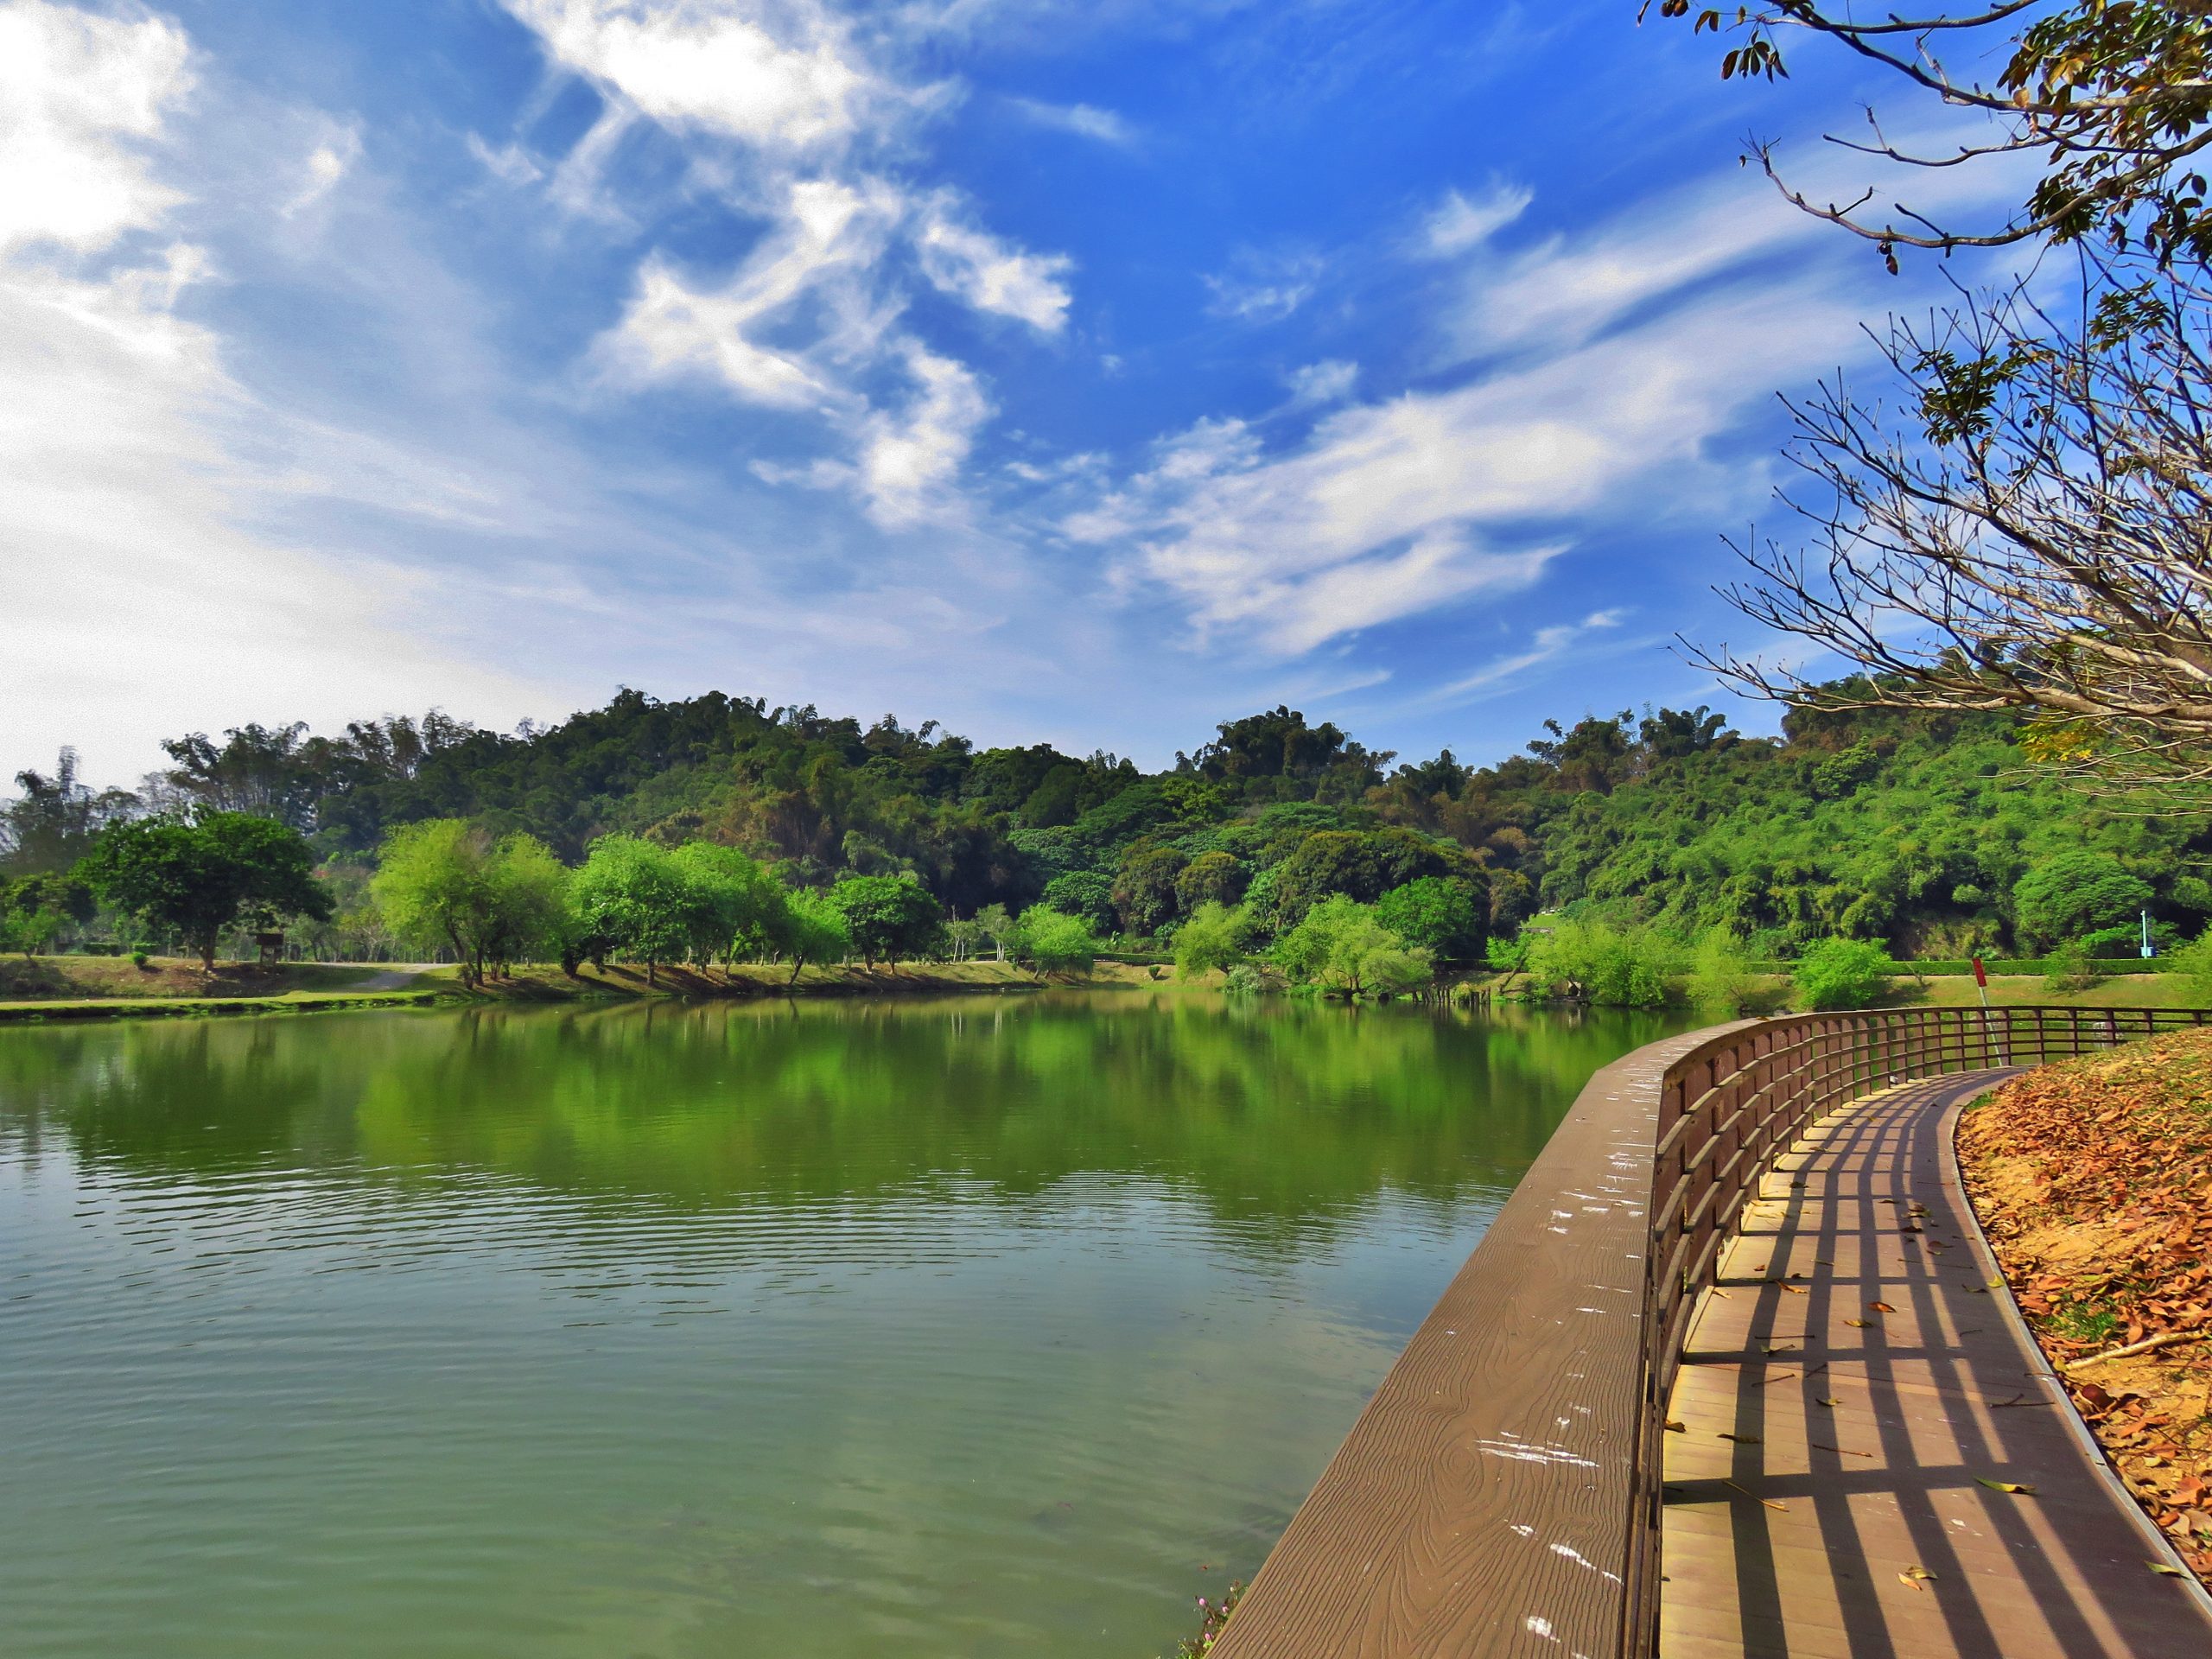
[81,813,332,969]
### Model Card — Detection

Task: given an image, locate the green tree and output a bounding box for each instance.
[571,836,706,985]
[1375,874,1486,963]
[1012,905,1098,978]
[1649,0,2212,263]
[371,820,569,986]
[81,812,333,970]
[1173,901,1251,981]
[772,888,851,987]
[1793,938,1898,1012]
[1040,870,1116,931]
[3,749,138,874]
[1271,896,1432,998]
[974,902,1017,962]
[671,842,782,969]
[2171,925,2212,1007]
[1688,927,1762,1017]
[1174,850,1249,912]
[1270,829,1471,925]
[0,872,95,958]
[827,874,944,968]
[2012,853,2156,953]
[1111,846,1189,936]
[1522,920,1685,1008]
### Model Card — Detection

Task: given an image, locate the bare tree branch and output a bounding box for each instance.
[1687,246,2212,796]
[1643,2,2212,263]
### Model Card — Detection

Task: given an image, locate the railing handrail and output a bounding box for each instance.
[1211,1002,2209,1659]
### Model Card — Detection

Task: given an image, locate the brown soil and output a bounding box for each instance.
[1957,1029,2212,1585]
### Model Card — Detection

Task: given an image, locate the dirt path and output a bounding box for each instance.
[353,967,436,991]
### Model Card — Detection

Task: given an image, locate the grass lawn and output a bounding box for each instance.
[1885,972,2207,1011]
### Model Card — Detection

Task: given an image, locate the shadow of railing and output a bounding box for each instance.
[1210,1005,2211,1659]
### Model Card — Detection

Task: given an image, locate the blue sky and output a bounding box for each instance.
[0,0,2022,785]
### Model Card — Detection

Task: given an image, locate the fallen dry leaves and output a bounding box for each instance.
[1957,1028,2212,1586]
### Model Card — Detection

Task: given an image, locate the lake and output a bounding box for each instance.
[0,991,1691,1658]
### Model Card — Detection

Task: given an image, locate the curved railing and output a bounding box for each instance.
[1211,1004,2209,1659]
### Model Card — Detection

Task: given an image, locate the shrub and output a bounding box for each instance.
[2040,940,2105,995]
[1792,938,1897,1010]
[1522,919,1684,1007]
[2171,925,2212,1008]
[1222,963,1267,996]
[1173,901,1250,980]
[1012,905,1097,977]
[130,949,152,970]
[1688,927,1761,1015]
[1270,895,1433,998]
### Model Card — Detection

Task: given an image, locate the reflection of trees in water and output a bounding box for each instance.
[0,998,1688,1230]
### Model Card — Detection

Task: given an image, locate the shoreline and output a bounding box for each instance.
[0,957,1180,1024]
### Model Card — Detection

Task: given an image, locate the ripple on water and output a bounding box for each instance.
[0,995,1685,1657]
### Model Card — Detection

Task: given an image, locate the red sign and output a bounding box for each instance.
[1972,957,1989,988]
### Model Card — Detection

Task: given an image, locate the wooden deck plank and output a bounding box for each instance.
[1207,1029,1731,1659]
[1660,1071,2212,1658]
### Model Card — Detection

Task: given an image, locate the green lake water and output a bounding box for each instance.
[0,991,1692,1658]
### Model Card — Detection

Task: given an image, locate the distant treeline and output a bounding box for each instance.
[4,685,2209,962]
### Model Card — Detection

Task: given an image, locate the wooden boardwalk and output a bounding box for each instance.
[1662,1071,2212,1658]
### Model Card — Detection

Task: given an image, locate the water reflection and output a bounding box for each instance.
[0,993,1693,1659]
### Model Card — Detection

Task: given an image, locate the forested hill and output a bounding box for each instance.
[8,690,2209,957]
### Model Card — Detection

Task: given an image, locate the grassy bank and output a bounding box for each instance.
[1958,1030,2212,1586]
[1465,969,2207,1014]
[0,957,434,1002]
[0,953,1179,1022]
[435,958,1173,1001]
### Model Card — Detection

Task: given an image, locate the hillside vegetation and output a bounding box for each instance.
[6,689,2209,982]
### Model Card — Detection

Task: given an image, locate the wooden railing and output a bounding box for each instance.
[1211,1004,2209,1659]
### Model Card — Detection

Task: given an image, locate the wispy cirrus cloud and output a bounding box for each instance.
[1433,608,1627,703]
[1416,179,1530,259]
[1003,95,1136,147]
[0,0,563,782]
[1062,171,1881,658]
[1202,247,1324,324]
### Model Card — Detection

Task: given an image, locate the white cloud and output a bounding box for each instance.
[491,1,1076,523]
[1067,177,1876,654]
[283,124,361,216]
[599,175,901,409]
[1418,180,1531,258]
[1004,96,1135,147]
[915,201,1072,332]
[1434,608,1624,701]
[466,131,543,186]
[1204,250,1323,324]
[0,3,561,784]
[858,343,992,527]
[1284,358,1357,408]
[0,0,191,257]
[499,0,880,152]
